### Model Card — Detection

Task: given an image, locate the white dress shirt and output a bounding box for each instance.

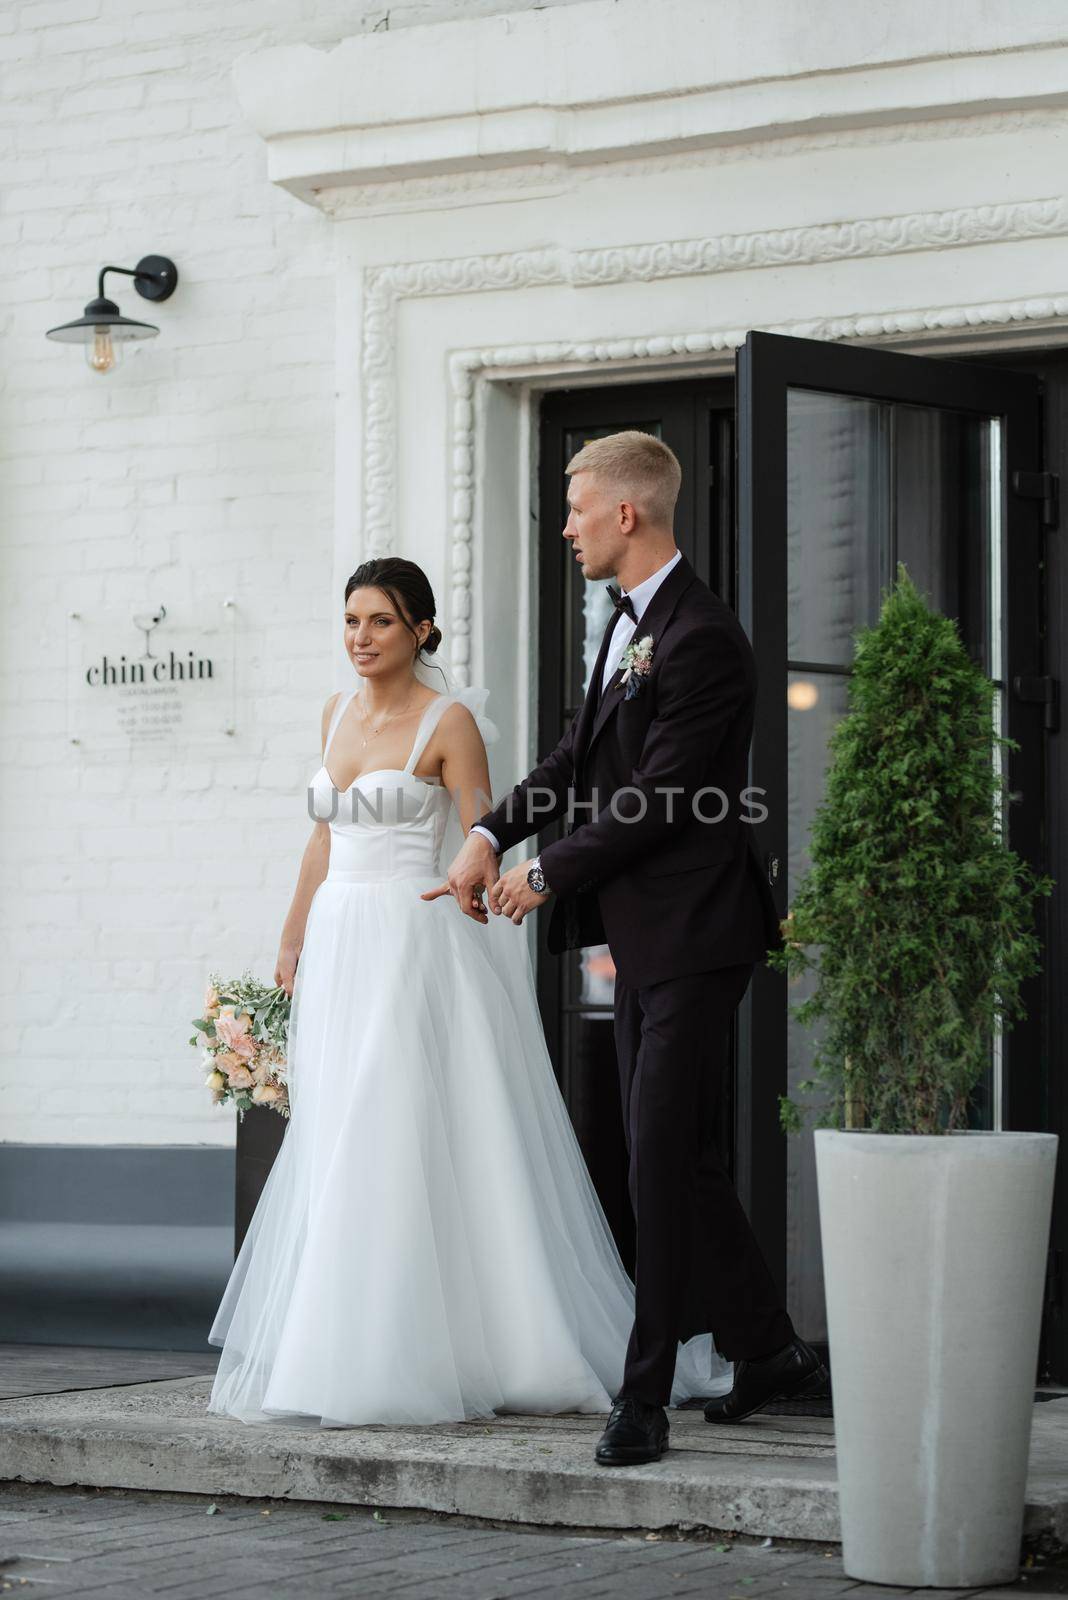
[472,548,683,857]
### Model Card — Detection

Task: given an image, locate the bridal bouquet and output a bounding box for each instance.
[191,971,291,1120]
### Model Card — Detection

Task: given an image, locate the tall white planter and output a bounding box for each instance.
[815,1129,1058,1588]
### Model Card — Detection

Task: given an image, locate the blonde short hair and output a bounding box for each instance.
[566,429,681,527]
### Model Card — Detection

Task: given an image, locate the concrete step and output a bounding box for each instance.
[1,1377,1067,1550]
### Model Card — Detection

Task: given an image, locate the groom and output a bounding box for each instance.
[444,430,826,1465]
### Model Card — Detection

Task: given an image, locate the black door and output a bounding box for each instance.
[537,378,734,1269]
[736,332,1049,1347]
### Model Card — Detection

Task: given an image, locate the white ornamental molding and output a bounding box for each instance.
[362,248,561,568]
[358,196,1068,684]
[570,198,1068,285]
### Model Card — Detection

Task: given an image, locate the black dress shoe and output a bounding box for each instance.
[594,1396,669,1466]
[703,1336,829,1424]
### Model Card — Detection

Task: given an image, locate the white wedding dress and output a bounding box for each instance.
[206,684,733,1427]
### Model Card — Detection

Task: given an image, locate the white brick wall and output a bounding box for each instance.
[0,0,588,1146]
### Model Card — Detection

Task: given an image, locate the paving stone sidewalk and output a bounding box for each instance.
[1,1480,1067,1600]
[2,1346,1067,1598]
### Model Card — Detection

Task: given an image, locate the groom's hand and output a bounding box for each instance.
[421,832,501,924]
[488,859,550,925]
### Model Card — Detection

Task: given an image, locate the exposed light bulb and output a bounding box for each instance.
[85,328,122,373]
[788,679,819,711]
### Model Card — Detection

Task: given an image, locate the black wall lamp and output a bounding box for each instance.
[46,254,179,374]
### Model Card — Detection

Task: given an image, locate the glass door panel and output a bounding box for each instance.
[738,332,1044,1340]
[786,391,890,666]
[785,392,1003,1333]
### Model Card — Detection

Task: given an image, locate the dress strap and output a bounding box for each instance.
[403,694,457,774]
[323,686,358,762]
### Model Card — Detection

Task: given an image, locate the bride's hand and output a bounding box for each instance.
[421,833,500,923]
[275,942,301,998]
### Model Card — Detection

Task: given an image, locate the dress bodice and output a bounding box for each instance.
[308,688,464,883]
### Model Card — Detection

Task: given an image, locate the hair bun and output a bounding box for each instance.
[423,624,442,655]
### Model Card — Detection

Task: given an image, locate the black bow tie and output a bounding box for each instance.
[606,584,637,623]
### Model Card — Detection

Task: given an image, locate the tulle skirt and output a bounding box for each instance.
[206,873,733,1427]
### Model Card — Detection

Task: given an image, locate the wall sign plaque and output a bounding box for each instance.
[67,599,238,755]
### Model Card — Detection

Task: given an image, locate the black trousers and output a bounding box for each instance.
[613,961,796,1407]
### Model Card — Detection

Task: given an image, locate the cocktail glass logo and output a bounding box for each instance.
[132,602,166,659]
[84,607,216,688]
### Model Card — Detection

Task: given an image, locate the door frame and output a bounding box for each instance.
[535,378,734,1267]
[957,345,1067,1380]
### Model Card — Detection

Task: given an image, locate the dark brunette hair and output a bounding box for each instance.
[343,557,444,670]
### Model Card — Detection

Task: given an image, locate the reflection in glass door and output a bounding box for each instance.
[739,332,1045,1342]
[784,389,1003,1335]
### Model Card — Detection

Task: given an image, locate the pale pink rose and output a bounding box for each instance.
[216,1050,244,1076]
[227,1066,254,1090]
[251,1083,280,1105]
[215,1013,255,1059]
[203,983,221,1019]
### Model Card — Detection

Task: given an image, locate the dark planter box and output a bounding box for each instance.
[234,1106,288,1256]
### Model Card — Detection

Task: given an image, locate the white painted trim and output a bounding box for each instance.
[364,196,1068,553]
[232,0,1068,201]
[356,200,1068,682]
[445,292,1068,687]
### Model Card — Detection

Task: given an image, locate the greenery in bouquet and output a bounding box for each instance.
[191,970,291,1119]
[769,564,1052,1137]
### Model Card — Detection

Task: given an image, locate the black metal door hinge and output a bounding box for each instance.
[1012,469,1059,528]
[1013,674,1060,732]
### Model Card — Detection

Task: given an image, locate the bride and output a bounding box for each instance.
[206,556,733,1430]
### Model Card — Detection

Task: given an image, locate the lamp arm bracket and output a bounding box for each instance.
[97,265,137,300]
[97,256,178,305]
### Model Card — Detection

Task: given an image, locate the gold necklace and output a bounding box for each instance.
[357,690,416,750]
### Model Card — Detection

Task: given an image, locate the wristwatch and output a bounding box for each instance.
[527,856,549,895]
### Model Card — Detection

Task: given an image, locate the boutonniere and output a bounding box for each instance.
[618,634,654,699]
